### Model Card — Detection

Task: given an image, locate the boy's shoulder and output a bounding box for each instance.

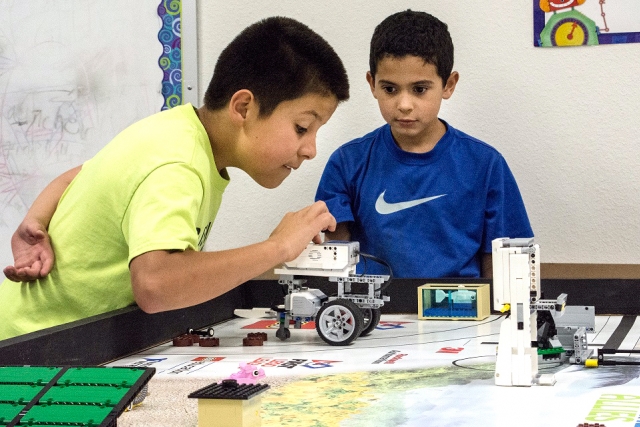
[143,103,197,123]
[447,124,501,154]
[335,124,388,153]
[443,123,510,168]
[116,104,203,146]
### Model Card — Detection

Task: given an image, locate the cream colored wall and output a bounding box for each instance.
[199,0,640,265]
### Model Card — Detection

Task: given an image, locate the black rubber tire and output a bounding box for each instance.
[275,327,291,341]
[360,308,381,337]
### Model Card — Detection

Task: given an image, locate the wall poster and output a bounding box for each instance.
[534,0,640,46]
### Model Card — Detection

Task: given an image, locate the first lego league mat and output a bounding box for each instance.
[109,314,640,427]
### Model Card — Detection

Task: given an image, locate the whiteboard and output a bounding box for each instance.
[0,0,196,271]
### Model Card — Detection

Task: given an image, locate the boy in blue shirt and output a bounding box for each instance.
[316,10,532,278]
[1,17,349,339]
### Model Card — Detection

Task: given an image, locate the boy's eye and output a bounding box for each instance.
[382,86,396,94]
[295,125,308,135]
[414,86,428,94]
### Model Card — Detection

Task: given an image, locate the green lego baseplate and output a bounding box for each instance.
[0,366,154,427]
[537,347,566,355]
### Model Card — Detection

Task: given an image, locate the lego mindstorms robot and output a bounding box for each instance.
[274,241,391,346]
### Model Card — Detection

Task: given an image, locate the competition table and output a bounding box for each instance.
[1,279,639,427]
[108,312,640,427]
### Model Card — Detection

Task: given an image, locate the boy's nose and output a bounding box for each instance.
[397,93,413,113]
[299,136,317,160]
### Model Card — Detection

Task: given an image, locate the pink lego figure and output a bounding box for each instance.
[226,363,266,385]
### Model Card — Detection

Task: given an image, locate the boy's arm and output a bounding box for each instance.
[3,166,81,282]
[323,222,350,242]
[129,201,336,313]
[480,155,532,281]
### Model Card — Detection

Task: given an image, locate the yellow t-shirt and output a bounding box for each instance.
[0,104,228,340]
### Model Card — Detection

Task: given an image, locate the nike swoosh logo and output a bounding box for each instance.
[375,191,446,215]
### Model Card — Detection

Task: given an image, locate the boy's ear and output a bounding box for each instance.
[442,71,459,100]
[228,89,256,123]
[366,71,377,97]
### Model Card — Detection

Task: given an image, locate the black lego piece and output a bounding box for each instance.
[188,379,269,400]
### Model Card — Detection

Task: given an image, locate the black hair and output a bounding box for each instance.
[204,16,349,117]
[369,10,454,86]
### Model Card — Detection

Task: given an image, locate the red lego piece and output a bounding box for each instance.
[172,334,193,347]
[242,337,263,346]
[199,337,220,347]
[247,332,267,341]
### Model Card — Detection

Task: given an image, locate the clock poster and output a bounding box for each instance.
[534,0,640,46]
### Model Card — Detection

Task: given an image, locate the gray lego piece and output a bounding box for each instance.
[554,306,595,332]
[552,306,595,364]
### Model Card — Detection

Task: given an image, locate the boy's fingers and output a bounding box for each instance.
[3,266,17,281]
[41,257,54,276]
[14,256,37,269]
[25,261,43,278]
[318,211,336,233]
[305,200,329,216]
[313,202,336,231]
[13,263,40,281]
[4,268,27,282]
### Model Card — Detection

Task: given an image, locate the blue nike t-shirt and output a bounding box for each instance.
[315,121,533,278]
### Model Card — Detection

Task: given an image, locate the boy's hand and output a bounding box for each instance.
[3,220,54,282]
[268,201,337,262]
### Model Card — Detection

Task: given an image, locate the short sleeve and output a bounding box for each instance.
[482,156,533,252]
[315,150,355,224]
[123,162,204,262]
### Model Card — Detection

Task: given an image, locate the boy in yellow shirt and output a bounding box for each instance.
[0,16,349,340]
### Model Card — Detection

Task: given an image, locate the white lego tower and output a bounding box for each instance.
[492,237,556,386]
